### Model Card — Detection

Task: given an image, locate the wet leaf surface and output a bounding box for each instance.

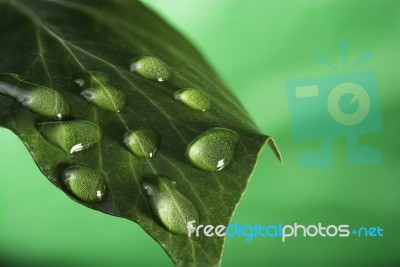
[0,0,280,265]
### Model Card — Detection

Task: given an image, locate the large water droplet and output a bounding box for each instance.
[73,71,126,112]
[129,56,170,82]
[143,176,198,235]
[174,88,211,111]
[123,128,160,158]
[186,127,239,171]
[0,73,69,119]
[62,165,106,202]
[37,120,102,154]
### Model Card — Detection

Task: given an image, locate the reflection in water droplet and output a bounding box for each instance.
[62,165,106,202]
[217,159,224,169]
[70,143,84,154]
[129,56,170,82]
[142,176,198,235]
[123,128,160,158]
[174,88,211,111]
[0,73,69,119]
[186,127,239,172]
[73,71,126,112]
[37,120,101,154]
[74,79,85,87]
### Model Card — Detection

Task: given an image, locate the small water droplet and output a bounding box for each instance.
[0,73,69,118]
[129,56,170,82]
[142,176,198,235]
[174,88,211,111]
[73,71,126,112]
[123,128,160,158]
[185,127,240,172]
[62,165,106,202]
[37,120,102,154]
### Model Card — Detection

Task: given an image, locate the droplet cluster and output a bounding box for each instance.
[1,55,241,235]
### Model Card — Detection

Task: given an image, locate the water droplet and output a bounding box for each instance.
[174,88,211,111]
[62,165,106,202]
[143,176,198,235]
[73,71,126,112]
[73,71,110,86]
[186,127,239,171]
[37,120,102,154]
[123,128,160,158]
[129,56,170,82]
[0,73,69,119]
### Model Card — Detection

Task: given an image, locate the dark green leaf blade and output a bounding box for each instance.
[0,0,280,265]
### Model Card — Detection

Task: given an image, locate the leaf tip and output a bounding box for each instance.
[266,137,283,164]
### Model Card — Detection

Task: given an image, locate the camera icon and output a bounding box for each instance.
[287,71,382,168]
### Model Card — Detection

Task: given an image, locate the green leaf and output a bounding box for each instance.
[0,0,281,266]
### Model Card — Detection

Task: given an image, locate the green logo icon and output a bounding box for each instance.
[287,41,382,168]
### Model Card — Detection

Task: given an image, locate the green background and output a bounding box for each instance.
[1,0,399,266]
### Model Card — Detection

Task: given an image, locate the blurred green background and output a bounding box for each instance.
[1,0,399,266]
